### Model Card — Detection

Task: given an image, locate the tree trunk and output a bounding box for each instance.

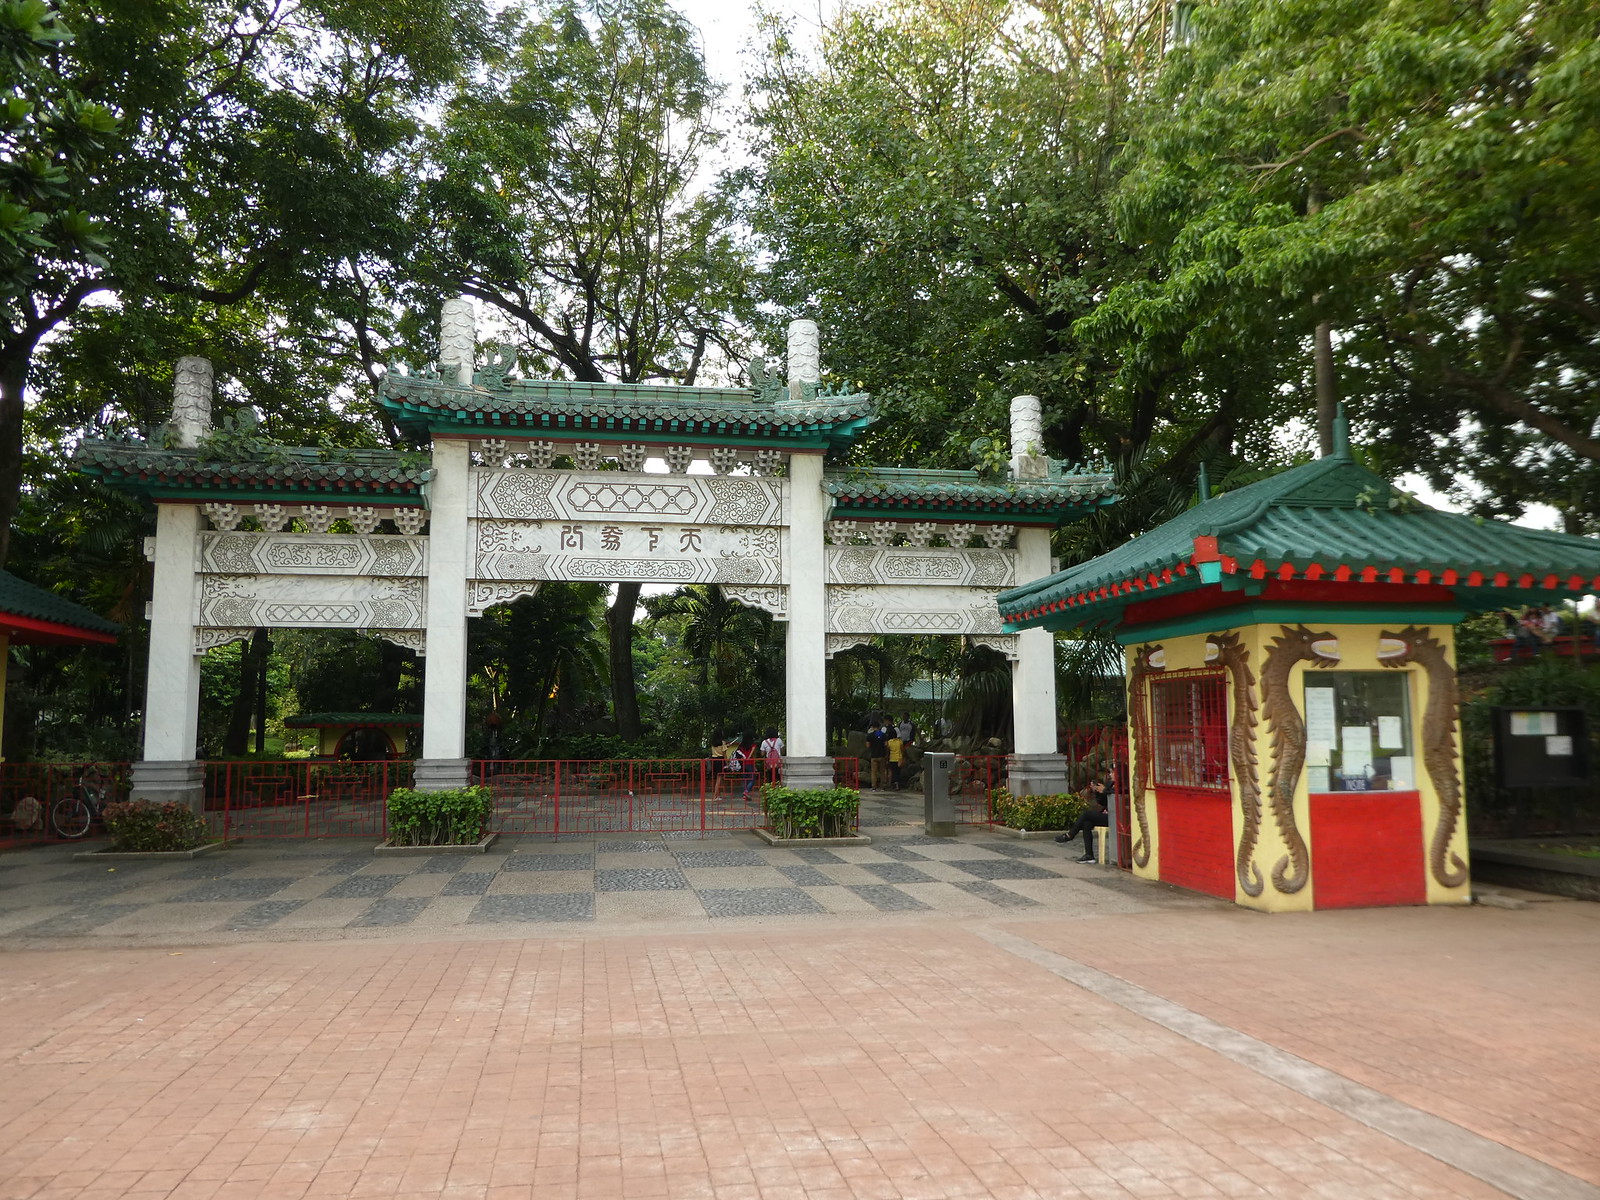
[1313,317,1337,455]
[607,581,643,741]
[253,629,270,755]
[223,639,256,756]
[0,353,27,568]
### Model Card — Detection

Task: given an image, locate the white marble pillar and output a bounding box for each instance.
[784,451,833,789]
[1008,524,1068,795]
[440,299,475,387]
[416,438,470,789]
[130,502,205,811]
[787,319,820,401]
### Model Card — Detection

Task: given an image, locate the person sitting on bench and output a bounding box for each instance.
[1055,774,1111,863]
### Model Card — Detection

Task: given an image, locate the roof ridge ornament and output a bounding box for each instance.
[474,342,519,391]
[1329,404,1352,461]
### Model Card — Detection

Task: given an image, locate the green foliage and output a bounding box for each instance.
[385,786,492,847]
[760,784,860,840]
[989,788,1087,832]
[101,799,206,852]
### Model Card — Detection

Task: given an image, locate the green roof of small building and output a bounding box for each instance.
[0,570,119,641]
[999,426,1600,633]
[74,442,432,503]
[378,364,875,452]
[282,713,422,728]
[824,466,1116,525]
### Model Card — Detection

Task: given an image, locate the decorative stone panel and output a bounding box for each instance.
[472,470,784,527]
[825,546,1015,588]
[472,521,782,586]
[196,575,425,631]
[826,584,1005,635]
[200,533,427,577]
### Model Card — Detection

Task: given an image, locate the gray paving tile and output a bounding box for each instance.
[502,853,594,872]
[225,899,308,929]
[786,847,846,864]
[698,887,825,918]
[953,880,1041,908]
[860,861,937,884]
[661,829,732,839]
[946,858,1061,881]
[321,874,404,899]
[984,842,1052,860]
[13,903,144,936]
[168,859,251,879]
[874,843,931,862]
[846,884,931,912]
[595,868,688,892]
[593,839,665,853]
[672,849,767,868]
[440,872,495,896]
[170,878,296,902]
[467,893,593,923]
[350,897,430,927]
[775,865,834,888]
[416,856,469,874]
[314,854,373,876]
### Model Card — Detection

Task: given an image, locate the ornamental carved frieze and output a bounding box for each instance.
[719,584,787,619]
[471,469,784,527]
[195,574,425,631]
[825,584,1005,635]
[200,532,427,577]
[470,519,782,586]
[825,545,1015,588]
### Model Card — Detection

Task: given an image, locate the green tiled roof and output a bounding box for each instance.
[998,437,1600,633]
[377,371,875,452]
[0,570,119,639]
[283,713,422,728]
[74,442,432,503]
[824,466,1116,524]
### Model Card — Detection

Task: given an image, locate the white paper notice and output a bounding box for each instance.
[1511,711,1557,736]
[1308,767,1332,793]
[1306,740,1331,767]
[1341,726,1374,778]
[1546,735,1574,757]
[1390,755,1415,788]
[1305,688,1337,746]
[1377,715,1404,749]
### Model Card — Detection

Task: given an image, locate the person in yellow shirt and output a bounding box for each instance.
[887,732,905,790]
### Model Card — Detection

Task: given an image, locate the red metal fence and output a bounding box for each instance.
[0,761,131,849]
[204,760,411,840]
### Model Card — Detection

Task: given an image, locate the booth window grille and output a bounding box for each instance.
[1148,669,1230,791]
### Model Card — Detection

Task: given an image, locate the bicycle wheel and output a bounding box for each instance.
[51,797,93,839]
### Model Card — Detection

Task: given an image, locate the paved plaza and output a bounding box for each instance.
[1,794,1597,1199]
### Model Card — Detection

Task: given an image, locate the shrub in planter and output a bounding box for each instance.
[101,800,208,852]
[989,788,1087,832]
[386,786,492,846]
[760,784,860,839]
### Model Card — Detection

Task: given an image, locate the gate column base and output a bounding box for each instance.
[784,756,836,791]
[130,760,205,816]
[1007,753,1068,797]
[413,758,471,791]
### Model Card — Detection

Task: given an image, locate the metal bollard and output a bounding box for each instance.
[923,752,955,837]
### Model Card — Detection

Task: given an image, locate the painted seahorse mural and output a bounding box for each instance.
[1208,632,1262,897]
[1379,626,1467,888]
[1260,625,1341,893]
[1128,644,1165,868]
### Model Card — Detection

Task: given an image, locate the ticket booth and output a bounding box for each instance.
[997,415,1600,911]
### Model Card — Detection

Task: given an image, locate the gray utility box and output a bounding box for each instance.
[923,751,956,837]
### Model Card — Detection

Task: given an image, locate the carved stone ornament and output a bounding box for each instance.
[720,584,787,619]
[467,580,542,616]
[980,524,1016,549]
[571,442,604,470]
[825,520,858,545]
[253,503,289,533]
[969,634,1020,661]
[526,440,557,469]
[825,633,873,658]
[868,521,896,547]
[195,627,253,654]
[618,443,649,472]
[374,629,426,656]
[753,449,785,477]
[299,505,335,534]
[392,508,428,535]
[708,446,739,476]
[947,523,977,548]
[905,522,936,548]
[170,355,213,447]
[477,438,509,468]
[202,502,242,532]
[346,506,381,535]
[664,444,694,474]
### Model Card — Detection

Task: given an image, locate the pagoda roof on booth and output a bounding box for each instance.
[377,356,876,453]
[0,571,118,646]
[73,442,433,504]
[824,466,1116,525]
[998,423,1600,638]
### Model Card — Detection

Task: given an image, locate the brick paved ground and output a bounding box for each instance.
[0,794,1594,1199]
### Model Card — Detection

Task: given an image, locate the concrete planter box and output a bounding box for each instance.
[752,827,872,848]
[988,824,1069,841]
[74,838,236,862]
[375,833,498,856]
[1471,841,1600,901]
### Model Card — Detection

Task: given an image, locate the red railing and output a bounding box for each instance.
[952,755,1007,823]
[833,756,860,789]
[204,760,410,840]
[0,762,131,848]
[1491,634,1600,662]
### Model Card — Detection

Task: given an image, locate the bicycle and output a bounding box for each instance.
[51,766,115,839]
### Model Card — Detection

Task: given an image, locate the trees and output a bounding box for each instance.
[1,0,482,564]
[1095,0,1600,519]
[416,0,753,737]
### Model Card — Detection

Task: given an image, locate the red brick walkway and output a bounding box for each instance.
[1,904,1594,1199]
